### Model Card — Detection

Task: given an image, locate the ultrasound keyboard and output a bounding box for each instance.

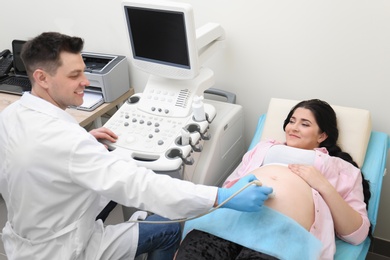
[103,93,216,171]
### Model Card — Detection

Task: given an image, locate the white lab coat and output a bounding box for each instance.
[0,93,217,259]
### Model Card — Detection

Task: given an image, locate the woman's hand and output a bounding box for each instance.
[89,127,118,144]
[288,164,330,192]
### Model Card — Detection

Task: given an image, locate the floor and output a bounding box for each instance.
[0,195,389,259]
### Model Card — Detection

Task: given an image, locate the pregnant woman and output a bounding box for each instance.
[175,99,371,260]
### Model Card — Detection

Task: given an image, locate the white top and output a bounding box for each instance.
[0,92,217,259]
[263,144,316,166]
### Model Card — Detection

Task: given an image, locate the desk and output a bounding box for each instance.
[0,89,134,127]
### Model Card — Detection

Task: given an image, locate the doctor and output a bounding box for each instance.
[0,32,273,260]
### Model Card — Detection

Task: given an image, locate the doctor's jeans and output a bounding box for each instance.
[136,214,181,260]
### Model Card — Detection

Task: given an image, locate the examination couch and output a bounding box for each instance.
[248,98,389,259]
[183,98,388,259]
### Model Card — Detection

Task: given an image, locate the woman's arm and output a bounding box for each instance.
[288,164,367,241]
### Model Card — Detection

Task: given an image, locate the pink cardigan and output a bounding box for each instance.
[223,140,370,259]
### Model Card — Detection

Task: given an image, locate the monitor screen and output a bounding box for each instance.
[123,1,199,80]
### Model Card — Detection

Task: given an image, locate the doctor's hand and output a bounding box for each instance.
[217,174,273,212]
[89,127,118,144]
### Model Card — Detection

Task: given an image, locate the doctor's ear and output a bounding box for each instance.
[32,69,50,89]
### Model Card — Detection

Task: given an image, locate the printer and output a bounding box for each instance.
[82,52,130,102]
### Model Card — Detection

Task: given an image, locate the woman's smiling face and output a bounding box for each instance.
[285,107,328,150]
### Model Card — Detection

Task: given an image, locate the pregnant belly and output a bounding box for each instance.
[251,164,314,231]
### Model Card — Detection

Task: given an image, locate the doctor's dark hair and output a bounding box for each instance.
[21,32,84,81]
[282,99,372,237]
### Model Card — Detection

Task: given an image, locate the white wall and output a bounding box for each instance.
[1,0,389,241]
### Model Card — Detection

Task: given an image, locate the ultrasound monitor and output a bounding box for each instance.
[122,0,225,118]
[123,0,199,80]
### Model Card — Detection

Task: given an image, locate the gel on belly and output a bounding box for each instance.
[253,180,275,198]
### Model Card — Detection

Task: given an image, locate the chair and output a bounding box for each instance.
[248,98,389,259]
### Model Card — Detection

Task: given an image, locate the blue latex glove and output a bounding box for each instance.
[217,174,273,212]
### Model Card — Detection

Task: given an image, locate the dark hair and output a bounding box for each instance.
[283,99,372,237]
[21,32,84,83]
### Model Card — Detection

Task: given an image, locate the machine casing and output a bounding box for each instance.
[182,99,245,186]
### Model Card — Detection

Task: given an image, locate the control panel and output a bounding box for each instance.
[103,93,217,171]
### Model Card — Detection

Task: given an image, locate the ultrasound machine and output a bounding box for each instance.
[103,0,246,190]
